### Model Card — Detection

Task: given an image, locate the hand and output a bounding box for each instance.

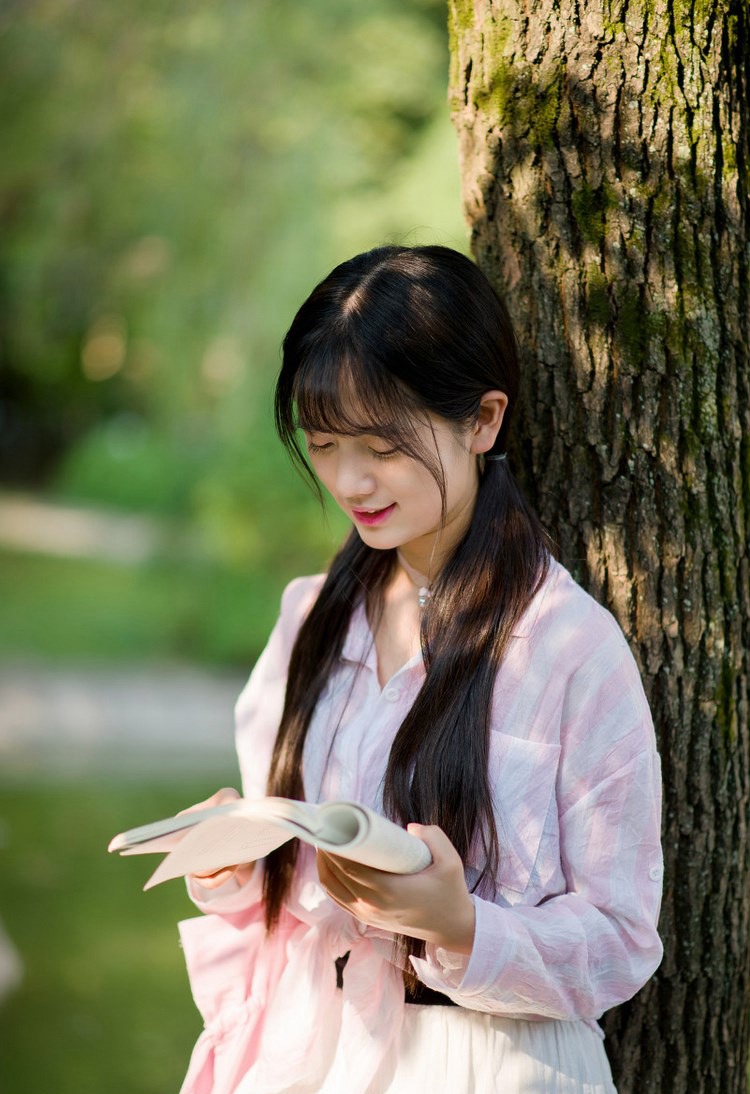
[179,787,255,891]
[316,824,475,954]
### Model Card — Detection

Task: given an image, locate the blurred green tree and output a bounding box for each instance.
[0,0,465,581]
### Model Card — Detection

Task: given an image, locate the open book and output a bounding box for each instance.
[108,797,432,890]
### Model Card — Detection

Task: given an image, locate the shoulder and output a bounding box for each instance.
[518,557,650,720]
[279,572,326,617]
[530,559,634,658]
[234,574,326,709]
[276,573,327,650]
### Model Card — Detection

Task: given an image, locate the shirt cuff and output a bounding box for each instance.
[410,895,513,998]
[416,944,470,990]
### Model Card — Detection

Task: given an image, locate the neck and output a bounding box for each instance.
[393,455,481,580]
[397,550,431,590]
[396,550,432,608]
[397,484,478,581]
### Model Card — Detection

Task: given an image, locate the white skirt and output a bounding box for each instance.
[367,1006,617,1094]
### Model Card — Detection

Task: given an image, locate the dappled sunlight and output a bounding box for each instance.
[81,314,128,383]
[449,1,749,1087]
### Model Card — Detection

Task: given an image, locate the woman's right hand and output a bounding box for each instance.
[179,786,255,891]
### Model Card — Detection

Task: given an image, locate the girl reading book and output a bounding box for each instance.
[176,245,663,1093]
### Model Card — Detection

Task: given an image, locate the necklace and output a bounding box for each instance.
[397,551,432,608]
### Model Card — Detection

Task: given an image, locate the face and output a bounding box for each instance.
[303,414,480,574]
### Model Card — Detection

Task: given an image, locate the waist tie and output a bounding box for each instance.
[335,952,458,1007]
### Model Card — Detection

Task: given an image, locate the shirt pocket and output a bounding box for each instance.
[472,732,561,900]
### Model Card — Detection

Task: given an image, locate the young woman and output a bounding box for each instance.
[177,245,663,1094]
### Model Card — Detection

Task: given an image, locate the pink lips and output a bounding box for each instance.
[351,503,396,526]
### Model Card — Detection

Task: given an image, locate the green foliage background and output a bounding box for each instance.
[0,777,216,1093]
[1,0,466,665]
[0,7,464,1088]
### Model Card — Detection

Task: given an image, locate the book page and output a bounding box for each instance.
[142,813,298,889]
[109,797,432,889]
[108,800,242,854]
[315,803,431,874]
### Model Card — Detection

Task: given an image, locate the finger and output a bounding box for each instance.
[191,866,238,889]
[192,861,255,889]
[320,851,394,889]
[317,851,357,893]
[406,823,459,868]
[318,852,386,898]
[317,852,359,906]
[178,787,241,816]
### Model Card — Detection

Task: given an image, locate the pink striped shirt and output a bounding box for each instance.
[178,558,663,1093]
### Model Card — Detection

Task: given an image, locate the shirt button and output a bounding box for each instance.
[383,687,400,702]
[648,866,663,882]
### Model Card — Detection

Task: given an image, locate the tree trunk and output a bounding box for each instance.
[448,1,750,1090]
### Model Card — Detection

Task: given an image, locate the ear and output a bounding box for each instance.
[469,390,508,455]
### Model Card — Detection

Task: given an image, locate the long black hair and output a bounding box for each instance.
[267,245,551,984]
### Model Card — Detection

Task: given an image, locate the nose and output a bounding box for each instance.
[336,453,376,503]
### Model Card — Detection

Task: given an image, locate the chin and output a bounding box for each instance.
[355,528,404,551]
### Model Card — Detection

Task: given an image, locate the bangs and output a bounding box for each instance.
[293,347,422,446]
[275,336,446,507]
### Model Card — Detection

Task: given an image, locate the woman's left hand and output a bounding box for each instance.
[316,824,475,954]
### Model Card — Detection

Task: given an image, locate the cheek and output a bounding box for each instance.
[397,468,444,519]
[441,454,476,505]
[308,455,335,494]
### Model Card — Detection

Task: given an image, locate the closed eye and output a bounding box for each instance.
[306,440,334,455]
[369,447,400,461]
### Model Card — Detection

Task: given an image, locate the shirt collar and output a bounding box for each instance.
[340,599,377,669]
[337,562,557,668]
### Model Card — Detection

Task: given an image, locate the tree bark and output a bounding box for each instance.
[448,0,750,1090]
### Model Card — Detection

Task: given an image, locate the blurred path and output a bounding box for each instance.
[0,663,247,778]
[0,493,246,778]
[0,491,203,564]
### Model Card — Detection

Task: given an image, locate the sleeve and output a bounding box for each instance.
[411,613,664,1020]
[186,574,325,916]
